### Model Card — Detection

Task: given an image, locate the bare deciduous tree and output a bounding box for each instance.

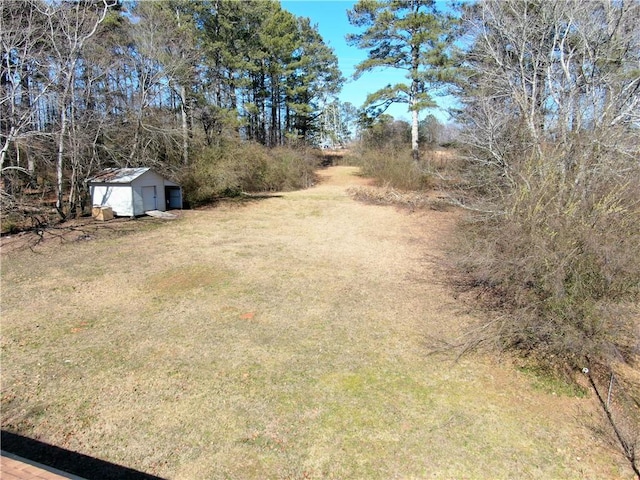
[1,0,51,174]
[455,1,640,475]
[42,0,115,216]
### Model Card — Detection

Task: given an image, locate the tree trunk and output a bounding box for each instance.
[259,73,266,144]
[0,130,14,172]
[128,118,142,167]
[56,102,67,217]
[180,84,189,164]
[410,30,421,162]
[411,104,419,161]
[270,75,278,147]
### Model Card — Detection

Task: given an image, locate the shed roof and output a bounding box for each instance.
[88,168,151,184]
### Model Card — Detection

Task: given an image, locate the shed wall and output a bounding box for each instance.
[90,169,180,216]
[90,185,133,216]
[131,171,167,215]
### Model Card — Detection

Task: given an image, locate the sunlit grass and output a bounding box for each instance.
[0,167,630,479]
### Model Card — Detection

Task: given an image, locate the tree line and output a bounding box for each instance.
[1,0,341,217]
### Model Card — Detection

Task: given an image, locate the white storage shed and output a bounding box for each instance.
[88,168,182,217]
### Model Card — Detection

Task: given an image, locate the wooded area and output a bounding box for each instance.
[1,0,342,218]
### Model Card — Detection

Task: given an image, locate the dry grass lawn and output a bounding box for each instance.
[0,166,632,478]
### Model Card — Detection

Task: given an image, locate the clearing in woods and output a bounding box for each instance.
[0,166,630,478]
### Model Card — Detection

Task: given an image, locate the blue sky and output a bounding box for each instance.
[281,0,454,123]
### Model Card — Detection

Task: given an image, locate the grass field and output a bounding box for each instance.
[0,167,631,478]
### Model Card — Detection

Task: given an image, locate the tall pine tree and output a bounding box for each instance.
[347,0,455,160]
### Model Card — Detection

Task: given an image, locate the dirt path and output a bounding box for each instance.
[0,167,629,479]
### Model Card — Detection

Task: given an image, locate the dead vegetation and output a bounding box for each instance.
[346,185,452,211]
[1,167,632,479]
[0,215,173,254]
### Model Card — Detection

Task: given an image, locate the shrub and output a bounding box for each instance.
[181,140,318,206]
[455,145,640,371]
[263,147,317,192]
[456,149,640,476]
[351,145,432,191]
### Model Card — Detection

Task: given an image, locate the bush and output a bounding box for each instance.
[181,140,318,206]
[456,145,640,371]
[262,147,317,192]
[351,145,432,191]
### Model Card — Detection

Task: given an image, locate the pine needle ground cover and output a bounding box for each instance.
[1,167,629,479]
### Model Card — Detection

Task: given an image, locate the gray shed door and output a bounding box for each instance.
[166,187,182,209]
[142,186,157,211]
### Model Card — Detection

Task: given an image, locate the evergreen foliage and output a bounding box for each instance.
[0,0,342,219]
[346,0,456,160]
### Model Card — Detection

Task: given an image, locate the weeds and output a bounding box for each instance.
[350,145,432,191]
[181,140,318,206]
[453,138,640,478]
[456,148,640,369]
[586,367,640,478]
[517,364,588,398]
[346,185,451,211]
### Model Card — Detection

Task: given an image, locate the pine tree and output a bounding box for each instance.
[287,17,342,143]
[347,0,455,161]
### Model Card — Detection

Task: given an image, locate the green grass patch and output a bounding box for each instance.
[518,365,588,397]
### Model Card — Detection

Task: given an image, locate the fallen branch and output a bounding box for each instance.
[585,365,640,479]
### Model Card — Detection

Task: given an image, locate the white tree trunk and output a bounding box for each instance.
[56,101,68,214]
[180,84,189,164]
[411,102,419,161]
